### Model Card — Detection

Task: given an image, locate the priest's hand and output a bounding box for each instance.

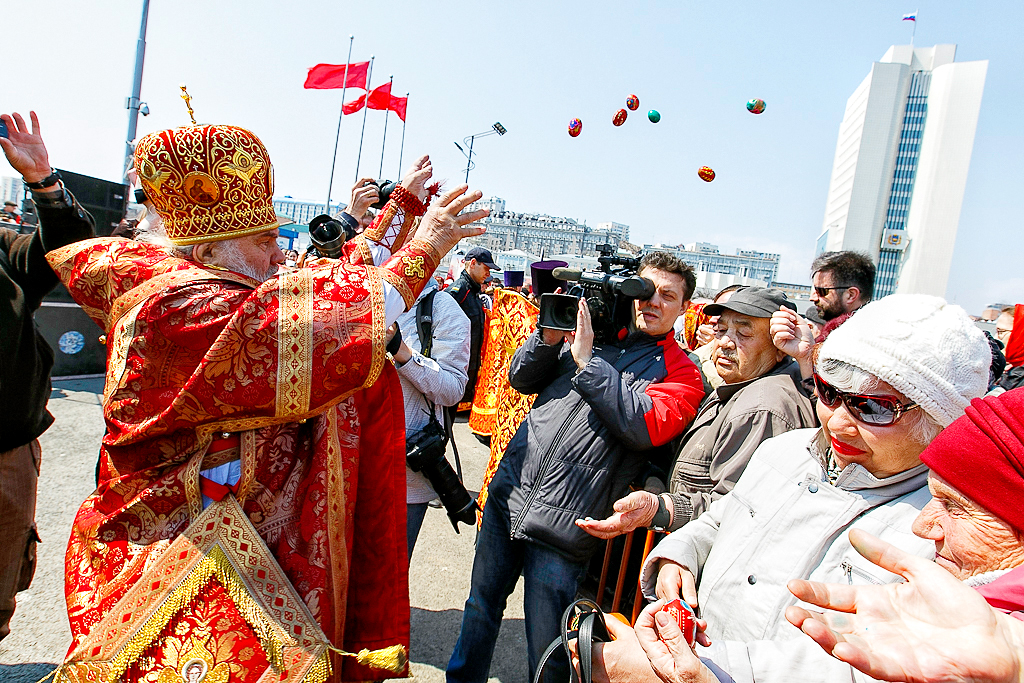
[413,185,488,257]
[786,529,1022,683]
[634,602,718,683]
[576,491,659,539]
[400,154,433,202]
[0,111,52,184]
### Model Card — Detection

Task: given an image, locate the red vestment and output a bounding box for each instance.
[46,198,440,682]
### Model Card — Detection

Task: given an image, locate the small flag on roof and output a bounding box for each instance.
[902,13,916,21]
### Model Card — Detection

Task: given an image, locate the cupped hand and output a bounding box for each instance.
[400,154,433,202]
[785,529,1021,683]
[0,112,52,183]
[576,491,659,539]
[634,601,717,683]
[770,307,815,362]
[412,185,488,257]
[656,562,699,611]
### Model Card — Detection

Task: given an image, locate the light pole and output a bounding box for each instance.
[123,0,151,183]
[453,122,506,184]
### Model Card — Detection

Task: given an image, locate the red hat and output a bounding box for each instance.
[920,387,1024,534]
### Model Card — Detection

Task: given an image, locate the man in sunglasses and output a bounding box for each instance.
[590,294,991,683]
[809,251,875,322]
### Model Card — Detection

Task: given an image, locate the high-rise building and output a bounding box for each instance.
[272,197,345,225]
[817,44,987,297]
[1,176,25,206]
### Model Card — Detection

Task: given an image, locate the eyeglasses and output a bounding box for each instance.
[812,374,920,426]
[813,286,851,298]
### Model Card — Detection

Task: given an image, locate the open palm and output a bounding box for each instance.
[0,112,51,182]
[786,529,1020,683]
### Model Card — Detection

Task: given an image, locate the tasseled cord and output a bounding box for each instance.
[326,643,408,674]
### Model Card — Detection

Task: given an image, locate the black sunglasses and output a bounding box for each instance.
[813,374,920,426]
[813,285,852,297]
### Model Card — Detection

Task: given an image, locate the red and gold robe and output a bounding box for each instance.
[46,198,440,682]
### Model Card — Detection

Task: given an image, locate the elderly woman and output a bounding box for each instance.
[587,295,990,683]
[782,387,1024,683]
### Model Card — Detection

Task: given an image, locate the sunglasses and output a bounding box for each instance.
[812,374,920,426]
[813,285,851,297]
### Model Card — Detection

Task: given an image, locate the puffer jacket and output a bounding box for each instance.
[641,427,934,683]
[500,329,705,563]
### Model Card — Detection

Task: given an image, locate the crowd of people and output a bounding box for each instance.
[1,106,1023,683]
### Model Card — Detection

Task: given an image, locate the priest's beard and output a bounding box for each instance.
[215,240,279,283]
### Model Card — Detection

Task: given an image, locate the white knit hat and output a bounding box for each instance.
[817,294,989,427]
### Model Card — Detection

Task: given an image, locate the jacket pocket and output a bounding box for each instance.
[840,558,884,586]
[16,526,40,593]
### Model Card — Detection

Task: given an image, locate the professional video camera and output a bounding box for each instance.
[405,417,479,532]
[306,213,356,259]
[538,244,654,344]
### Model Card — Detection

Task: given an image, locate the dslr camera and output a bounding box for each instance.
[405,417,479,532]
[364,179,398,210]
[306,214,356,259]
[538,244,654,344]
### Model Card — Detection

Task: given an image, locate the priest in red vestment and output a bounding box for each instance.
[46,122,487,682]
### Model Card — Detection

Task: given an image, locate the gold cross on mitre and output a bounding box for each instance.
[180,84,197,125]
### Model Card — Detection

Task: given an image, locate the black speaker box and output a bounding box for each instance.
[34,302,106,377]
[56,168,128,237]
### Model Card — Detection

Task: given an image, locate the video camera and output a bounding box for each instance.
[538,244,654,344]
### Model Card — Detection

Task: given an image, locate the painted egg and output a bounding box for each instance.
[612,109,628,126]
[568,118,583,137]
[647,109,661,123]
[746,98,766,114]
[626,94,640,111]
[698,166,715,182]
[661,599,697,646]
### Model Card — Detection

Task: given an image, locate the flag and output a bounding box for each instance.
[303,62,369,90]
[902,13,916,21]
[343,82,407,119]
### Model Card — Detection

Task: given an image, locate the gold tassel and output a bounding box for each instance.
[323,643,407,674]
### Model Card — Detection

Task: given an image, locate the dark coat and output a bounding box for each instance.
[446,269,486,403]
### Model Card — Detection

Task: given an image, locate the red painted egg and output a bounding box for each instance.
[568,118,583,137]
[661,599,697,646]
[612,109,628,126]
[698,166,716,182]
[626,94,640,111]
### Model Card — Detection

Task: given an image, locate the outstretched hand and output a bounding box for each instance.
[412,185,488,257]
[400,154,433,202]
[786,529,1022,683]
[576,491,659,539]
[0,112,52,183]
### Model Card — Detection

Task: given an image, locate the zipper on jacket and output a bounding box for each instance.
[841,560,883,586]
[510,398,587,538]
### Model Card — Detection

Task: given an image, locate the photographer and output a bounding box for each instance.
[392,276,472,560]
[447,251,706,683]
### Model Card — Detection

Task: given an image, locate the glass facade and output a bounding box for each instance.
[875,71,930,297]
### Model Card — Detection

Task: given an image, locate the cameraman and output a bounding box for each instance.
[447,252,706,683]
[391,276,472,560]
[334,176,380,236]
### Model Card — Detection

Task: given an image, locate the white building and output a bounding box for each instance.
[1,176,25,206]
[817,44,987,298]
[644,242,780,285]
[272,197,345,226]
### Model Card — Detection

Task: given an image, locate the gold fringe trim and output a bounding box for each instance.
[108,544,289,681]
[324,643,408,674]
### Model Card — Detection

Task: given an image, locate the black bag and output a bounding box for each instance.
[533,599,614,683]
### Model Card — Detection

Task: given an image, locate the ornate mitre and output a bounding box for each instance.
[134,124,278,245]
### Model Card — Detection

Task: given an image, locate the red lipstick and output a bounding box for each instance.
[831,437,867,456]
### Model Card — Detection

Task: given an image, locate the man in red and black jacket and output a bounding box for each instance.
[447,252,706,683]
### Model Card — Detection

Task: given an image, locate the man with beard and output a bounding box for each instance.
[809,251,874,323]
[579,287,817,538]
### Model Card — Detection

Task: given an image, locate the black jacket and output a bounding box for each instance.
[446,269,486,402]
[497,330,705,563]
[0,189,95,451]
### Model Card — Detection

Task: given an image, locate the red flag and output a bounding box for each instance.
[343,82,397,116]
[389,95,408,122]
[343,95,366,115]
[303,62,369,90]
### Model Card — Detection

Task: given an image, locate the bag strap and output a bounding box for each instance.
[532,599,612,683]
[417,288,438,359]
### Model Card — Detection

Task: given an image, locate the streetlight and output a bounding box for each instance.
[454,122,507,184]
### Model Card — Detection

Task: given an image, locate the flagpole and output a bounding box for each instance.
[354,55,375,183]
[378,75,393,177]
[325,35,354,212]
[397,93,409,178]
[911,8,918,49]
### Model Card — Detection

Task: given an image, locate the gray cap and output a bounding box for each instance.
[804,305,826,326]
[704,287,796,318]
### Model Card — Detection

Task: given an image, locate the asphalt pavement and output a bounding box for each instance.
[0,377,526,682]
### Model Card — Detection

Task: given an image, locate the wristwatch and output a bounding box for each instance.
[25,169,62,190]
[650,494,672,531]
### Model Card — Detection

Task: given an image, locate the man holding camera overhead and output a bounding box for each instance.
[447,251,706,683]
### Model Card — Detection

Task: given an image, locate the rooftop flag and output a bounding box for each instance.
[304,62,370,90]
[902,13,916,21]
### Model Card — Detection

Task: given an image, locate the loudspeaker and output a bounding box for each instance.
[56,168,128,237]
[34,302,105,377]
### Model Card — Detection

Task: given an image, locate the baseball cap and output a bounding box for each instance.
[464,246,501,270]
[803,305,826,326]
[704,287,796,318]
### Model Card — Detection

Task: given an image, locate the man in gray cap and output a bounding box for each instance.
[579,287,817,538]
[447,246,501,405]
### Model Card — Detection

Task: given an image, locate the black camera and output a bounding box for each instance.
[306,214,356,259]
[366,179,398,210]
[538,244,654,344]
[406,418,479,532]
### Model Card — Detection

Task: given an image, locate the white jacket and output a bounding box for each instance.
[641,428,934,683]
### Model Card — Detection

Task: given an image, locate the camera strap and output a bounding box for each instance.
[415,289,465,483]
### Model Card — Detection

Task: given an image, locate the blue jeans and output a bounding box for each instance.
[407,502,429,562]
[446,468,587,683]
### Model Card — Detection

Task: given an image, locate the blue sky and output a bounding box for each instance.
[4,1,1019,313]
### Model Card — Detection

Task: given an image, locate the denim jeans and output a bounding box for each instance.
[446,467,587,683]
[407,502,430,562]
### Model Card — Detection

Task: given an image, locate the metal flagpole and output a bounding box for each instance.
[911,8,918,48]
[123,0,151,183]
[378,75,393,177]
[354,56,375,182]
[325,35,354,212]
[396,93,409,178]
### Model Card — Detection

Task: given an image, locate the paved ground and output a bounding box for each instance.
[0,377,526,682]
